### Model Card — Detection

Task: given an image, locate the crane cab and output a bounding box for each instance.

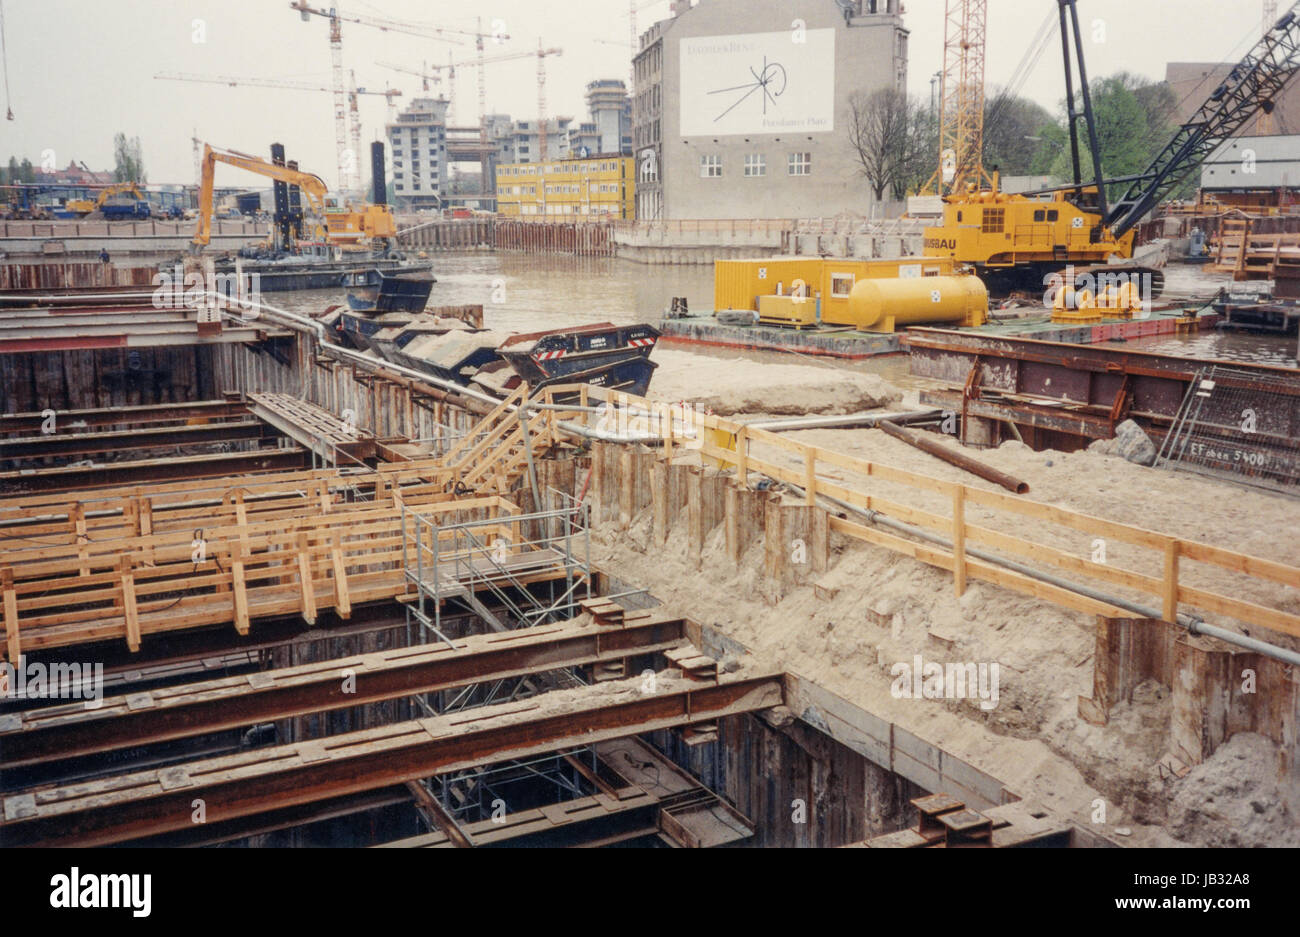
[922,183,1135,292]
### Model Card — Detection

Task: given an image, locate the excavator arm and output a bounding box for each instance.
[192,144,330,249]
[95,182,142,209]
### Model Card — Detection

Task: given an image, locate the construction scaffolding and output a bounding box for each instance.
[401,487,591,645]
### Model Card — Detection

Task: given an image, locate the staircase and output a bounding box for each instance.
[437,385,558,497]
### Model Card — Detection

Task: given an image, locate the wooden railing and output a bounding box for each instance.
[539,385,1300,639]
[0,473,518,657]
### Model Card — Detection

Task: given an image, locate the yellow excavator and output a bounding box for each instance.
[191,143,397,252]
[66,182,147,218]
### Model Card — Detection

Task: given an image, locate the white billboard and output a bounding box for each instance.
[679,29,836,138]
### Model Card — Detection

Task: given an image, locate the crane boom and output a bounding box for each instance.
[1105,1,1300,238]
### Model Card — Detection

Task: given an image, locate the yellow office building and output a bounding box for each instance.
[497,156,635,220]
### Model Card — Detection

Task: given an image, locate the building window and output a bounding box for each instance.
[744,154,766,177]
[700,154,722,178]
[788,152,811,176]
[831,273,855,297]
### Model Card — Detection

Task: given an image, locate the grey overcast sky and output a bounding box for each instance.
[0,0,1278,187]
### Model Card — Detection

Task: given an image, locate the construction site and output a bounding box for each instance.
[0,3,1296,893]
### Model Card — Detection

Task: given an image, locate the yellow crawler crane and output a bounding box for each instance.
[923,0,1300,296]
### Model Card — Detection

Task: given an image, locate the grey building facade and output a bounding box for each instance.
[586,80,634,155]
[387,97,450,210]
[632,0,907,221]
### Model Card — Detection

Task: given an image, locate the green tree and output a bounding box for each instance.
[17,157,33,183]
[982,93,1056,178]
[1046,74,1182,201]
[113,133,147,183]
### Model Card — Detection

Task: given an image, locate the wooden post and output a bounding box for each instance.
[331,530,352,620]
[231,541,250,636]
[804,449,817,506]
[297,532,317,626]
[120,556,140,653]
[619,448,635,530]
[953,485,967,597]
[1163,539,1181,623]
[70,503,89,578]
[736,426,749,488]
[2,568,19,663]
[138,498,154,567]
[725,484,771,566]
[662,403,674,462]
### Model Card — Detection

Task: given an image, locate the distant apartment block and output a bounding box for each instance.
[497,156,635,219]
[386,97,450,210]
[388,80,635,209]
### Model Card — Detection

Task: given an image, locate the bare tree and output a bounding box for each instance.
[847,87,928,201]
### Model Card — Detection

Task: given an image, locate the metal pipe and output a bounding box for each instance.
[749,410,943,432]
[878,420,1030,494]
[796,483,1300,670]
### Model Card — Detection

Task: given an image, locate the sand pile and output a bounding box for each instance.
[647,348,901,416]
[1166,733,1300,847]
[587,428,1299,844]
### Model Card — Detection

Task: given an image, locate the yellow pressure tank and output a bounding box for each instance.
[844,275,988,333]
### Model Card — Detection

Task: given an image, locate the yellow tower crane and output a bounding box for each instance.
[926,0,991,195]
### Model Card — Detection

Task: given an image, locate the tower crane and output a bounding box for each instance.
[155,72,403,193]
[925,0,989,195]
[290,3,483,192]
[378,61,443,93]
[621,1,665,88]
[290,3,505,162]
[451,46,563,157]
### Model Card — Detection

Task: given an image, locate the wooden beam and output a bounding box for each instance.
[120,556,140,652]
[296,532,317,625]
[2,568,19,663]
[230,542,250,636]
[331,530,352,620]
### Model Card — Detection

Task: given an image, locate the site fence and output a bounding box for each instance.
[538,384,1300,641]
